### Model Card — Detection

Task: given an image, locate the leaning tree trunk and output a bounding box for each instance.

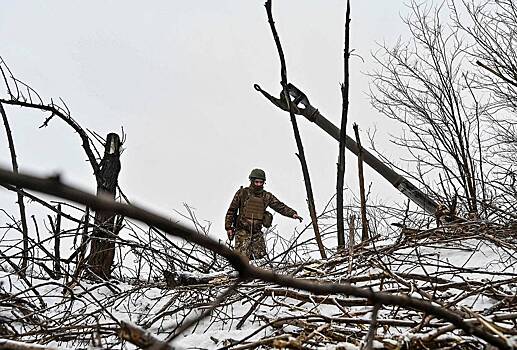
[87,133,121,279]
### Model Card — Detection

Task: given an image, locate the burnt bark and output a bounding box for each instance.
[86,133,121,279]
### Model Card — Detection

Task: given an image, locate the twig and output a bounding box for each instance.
[363,303,380,349]
[161,279,241,347]
[0,99,100,181]
[0,339,76,350]
[0,167,511,349]
[476,60,517,88]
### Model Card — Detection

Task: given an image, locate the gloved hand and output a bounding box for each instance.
[293,214,303,223]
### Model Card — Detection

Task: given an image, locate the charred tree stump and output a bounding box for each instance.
[87,133,121,279]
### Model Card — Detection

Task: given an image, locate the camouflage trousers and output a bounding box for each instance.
[234,229,267,260]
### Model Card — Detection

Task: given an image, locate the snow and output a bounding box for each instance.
[1,221,516,349]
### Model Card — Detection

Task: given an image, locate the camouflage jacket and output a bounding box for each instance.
[225,186,297,231]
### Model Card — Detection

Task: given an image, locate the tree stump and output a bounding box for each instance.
[87,133,121,279]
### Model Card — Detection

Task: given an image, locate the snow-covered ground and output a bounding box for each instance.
[1,220,517,349]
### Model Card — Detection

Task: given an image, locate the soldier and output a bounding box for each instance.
[225,168,302,259]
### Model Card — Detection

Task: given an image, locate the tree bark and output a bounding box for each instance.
[353,124,369,241]
[337,0,351,249]
[87,133,121,279]
[118,321,174,350]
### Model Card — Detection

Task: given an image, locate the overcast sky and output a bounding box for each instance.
[0,1,413,241]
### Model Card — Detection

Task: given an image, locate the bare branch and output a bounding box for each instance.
[264,0,326,259]
[0,166,511,349]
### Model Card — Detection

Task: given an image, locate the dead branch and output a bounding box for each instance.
[117,321,173,350]
[353,124,369,241]
[336,0,351,248]
[264,0,327,259]
[0,339,77,350]
[0,99,100,181]
[0,167,512,349]
[0,102,29,272]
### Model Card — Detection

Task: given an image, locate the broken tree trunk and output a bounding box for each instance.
[86,133,121,279]
[336,0,351,250]
[353,124,369,241]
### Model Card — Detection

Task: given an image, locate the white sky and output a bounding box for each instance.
[0,1,413,242]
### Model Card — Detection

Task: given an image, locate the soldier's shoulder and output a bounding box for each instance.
[236,186,249,195]
[263,190,274,199]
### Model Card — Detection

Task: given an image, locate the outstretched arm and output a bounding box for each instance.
[268,193,301,221]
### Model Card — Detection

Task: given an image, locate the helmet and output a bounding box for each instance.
[249,168,266,181]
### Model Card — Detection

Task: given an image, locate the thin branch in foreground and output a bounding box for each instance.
[0,166,510,350]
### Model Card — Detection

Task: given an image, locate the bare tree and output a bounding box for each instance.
[453,0,517,110]
[370,1,488,219]
[0,58,123,279]
[452,0,517,217]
